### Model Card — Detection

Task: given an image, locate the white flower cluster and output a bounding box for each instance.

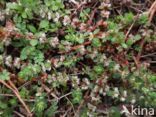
[63,15,71,26]
[71,75,80,87]
[113,87,120,98]
[41,60,51,72]
[39,32,47,43]
[54,12,60,22]
[49,37,59,48]
[81,78,90,90]
[5,55,12,67]
[4,56,21,69]
[99,0,111,18]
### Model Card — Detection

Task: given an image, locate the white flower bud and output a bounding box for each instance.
[13,57,21,69]
[5,56,12,67]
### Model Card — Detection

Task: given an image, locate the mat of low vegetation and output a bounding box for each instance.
[0,0,156,117]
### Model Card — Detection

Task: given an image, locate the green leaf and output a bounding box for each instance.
[133,34,141,41]
[35,95,47,113]
[93,65,104,74]
[20,46,35,60]
[112,72,121,79]
[92,38,101,47]
[39,20,49,29]
[72,89,82,104]
[138,13,148,25]
[27,25,37,33]
[51,5,58,11]
[9,98,17,106]
[30,40,38,46]
[121,43,128,49]
[45,101,58,117]
[7,3,23,11]
[0,101,8,109]
[18,64,41,80]
[126,39,133,46]
[22,12,27,18]
[0,70,10,81]
[44,0,52,6]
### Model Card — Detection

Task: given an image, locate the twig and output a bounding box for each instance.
[0,80,13,90]
[8,80,32,117]
[0,93,14,97]
[18,81,32,90]
[74,100,84,117]
[62,107,72,117]
[125,14,139,42]
[59,41,91,54]
[141,52,156,58]
[70,0,79,6]
[58,92,72,100]
[41,83,59,101]
[65,97,76,116]
[125,22,135,42]
[148,0,156,23]
[133,56,139,68]
[87,8,97,25]
[13,111,25,117]
[148,61,156,63]
[0,80,32,117]
[71,41,91,50]
[136,39,145,68]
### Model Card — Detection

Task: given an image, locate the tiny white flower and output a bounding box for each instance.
[79,45,85,55]
[63,15,71,26]
[93,85,99,92]
[72,76,80,86]
[60,56,65,62]
[105,85,110,91]
[13,57,21,69]
[53,12,60,22]
[103,92,106,96]
[39,33,46,43]
[83,78,90,85]
[113,87,119,98]
[114,87,119,92]
[104,60,111,66]
[120,97,126,102]
[131,99,136,104]
[49,37,59,47]
[42,60,51,71]
[5,56,12,67]
[91,96,100,101]
[81,86,88,90]
[65,45,71,52]
[113,93,119,98]
[36,92,42,97]
[114,64,120,71]
[101,10,110,18]
[41,33,46,38]
[123,90,127,97]
[3,38,11,46]
[99,88,103,94]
